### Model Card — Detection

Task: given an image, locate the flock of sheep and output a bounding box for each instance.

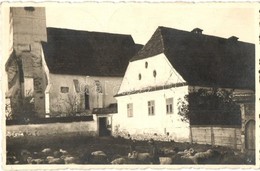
[7,138,229,165]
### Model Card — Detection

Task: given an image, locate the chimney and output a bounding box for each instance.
[191,28,203,34]
[228,36,239,41]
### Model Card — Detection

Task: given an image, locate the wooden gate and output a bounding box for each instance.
[245,120,255,150]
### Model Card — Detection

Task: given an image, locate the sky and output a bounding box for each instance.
[45,3,257,44]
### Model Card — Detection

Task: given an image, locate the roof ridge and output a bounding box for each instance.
[157,26,254,45]
[46,27,132,37]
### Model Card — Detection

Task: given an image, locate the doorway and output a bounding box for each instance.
[98,117,111,136]
[245,120,255,150]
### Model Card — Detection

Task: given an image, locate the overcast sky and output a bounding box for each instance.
[45,3,256,44]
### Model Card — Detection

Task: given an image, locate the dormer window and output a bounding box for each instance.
[228,36,239,41]
[191,28,203,34]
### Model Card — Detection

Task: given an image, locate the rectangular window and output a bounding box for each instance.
[127,103,133,117]
[148,100,155,116]
[166,98,173,114]
[60,87,69,93]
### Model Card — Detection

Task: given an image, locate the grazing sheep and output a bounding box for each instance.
[128,151,152,164]
[60,155,77,164]
[89,151,109,164]
[189,149,221,164]
[171,154,195,164]
[159,157,173,164]
[42,148,52,156]
[46,156,54,160]
[59,149,68,155]
[27,157,45,164]
[46,156,64,164]
[111,157,127,164]
[91,151,106,156]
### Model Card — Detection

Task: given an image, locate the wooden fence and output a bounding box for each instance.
[190,125,241,149]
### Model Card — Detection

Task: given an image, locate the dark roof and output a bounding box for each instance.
[131,27,255,90]
[42,27,143,77]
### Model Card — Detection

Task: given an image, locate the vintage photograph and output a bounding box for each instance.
[1,2,258,168]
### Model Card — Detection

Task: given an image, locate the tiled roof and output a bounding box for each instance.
[131,27,255,90]
[42,27,143,77]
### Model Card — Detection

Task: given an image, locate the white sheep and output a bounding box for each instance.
[111,157,127,164]
[60,155,76,164]
[89,151,109,164]
[91,151,106,156]
[46,156,64,164]
[59,149,68,155]
[159,157,172,164]
[27,157,45,164]
[128,151,152,164]
[42,148,52,155]
[189,149,221,164]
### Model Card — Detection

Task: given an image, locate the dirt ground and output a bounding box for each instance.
[6,133,255,165]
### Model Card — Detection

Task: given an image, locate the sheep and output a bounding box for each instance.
[46,156,64,164]
[110,155,137,165]
[88,151,109,164]
[189,149,222,164]
[128,151,152,164]
[111,157,127,164]
[91,151,106,156]
[27,157,45,164]
[159,157,173,164]
[42,148,52,156]
[59,149,68,155]
[60,155,77,164]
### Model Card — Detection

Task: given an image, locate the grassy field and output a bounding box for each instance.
[6,133,255,165]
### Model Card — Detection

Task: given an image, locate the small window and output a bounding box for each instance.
[145,62,148,68]
[148,100,155,116]
[153,70,157,78]
[60,87,69,93]
[138,73,142,80]
[127,103,133,117]
[166,98,173,114]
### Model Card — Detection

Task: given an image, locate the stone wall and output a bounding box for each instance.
[6,120,98,138]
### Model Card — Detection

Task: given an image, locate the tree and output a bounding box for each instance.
[177,88,241,125]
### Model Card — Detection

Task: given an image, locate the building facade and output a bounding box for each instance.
[113,27,255,150]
